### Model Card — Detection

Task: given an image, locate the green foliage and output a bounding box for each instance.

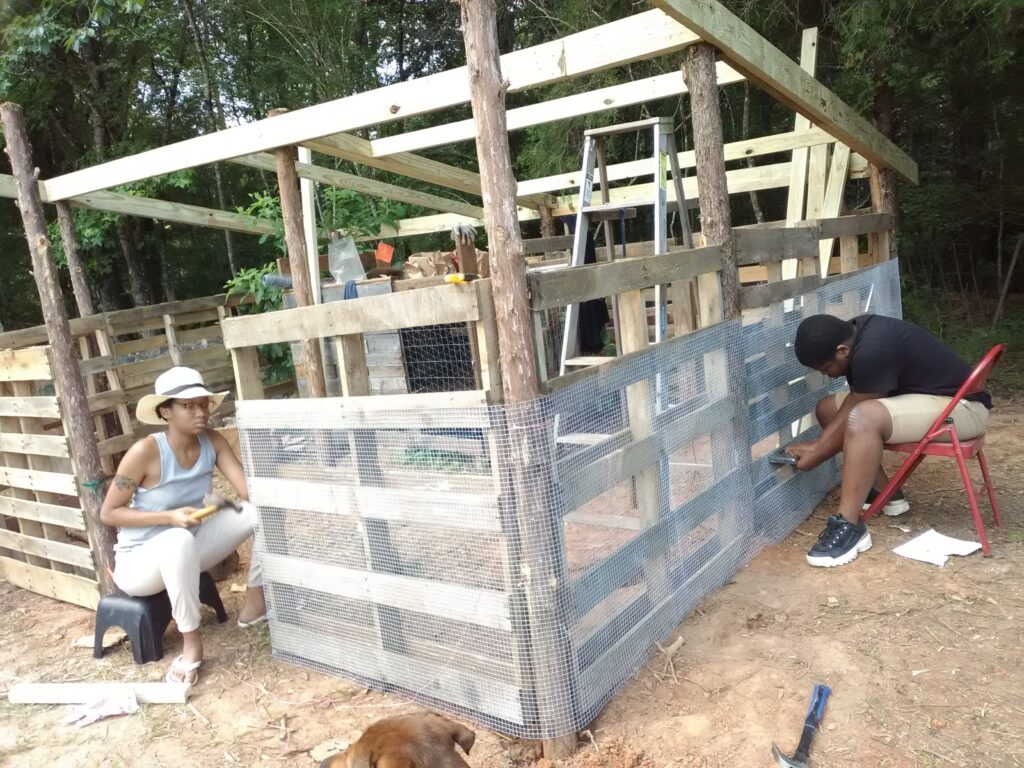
[320,187,407,239]
[224,263,293,385]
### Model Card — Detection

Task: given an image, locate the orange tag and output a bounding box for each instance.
[375,242,395,264]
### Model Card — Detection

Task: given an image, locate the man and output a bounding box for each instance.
[787,314,991,568]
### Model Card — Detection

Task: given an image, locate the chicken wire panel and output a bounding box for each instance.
[236,261,902,741]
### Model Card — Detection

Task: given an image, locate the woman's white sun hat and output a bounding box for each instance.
[135,366,229,426]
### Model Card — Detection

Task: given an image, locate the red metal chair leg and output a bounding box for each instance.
[952,442,991,557]
[976,449,1003,528]
[863,452,925,523]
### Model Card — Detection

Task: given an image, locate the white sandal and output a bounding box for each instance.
[237,613,269,629]
[165,655,202,685]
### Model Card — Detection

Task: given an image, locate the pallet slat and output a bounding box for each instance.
[0,495,85,530]
[0,396,61,419]
[0,465,78,495]
[0,557,99,609]
[0,348,51,381]
[0,431,70,459]
[0,528,94,569]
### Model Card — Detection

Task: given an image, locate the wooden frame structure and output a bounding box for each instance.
[1,0,916,756]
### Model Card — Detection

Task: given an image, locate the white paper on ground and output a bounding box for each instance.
[892,529,982,567]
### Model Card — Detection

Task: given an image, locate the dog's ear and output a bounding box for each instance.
[450,723,476,755]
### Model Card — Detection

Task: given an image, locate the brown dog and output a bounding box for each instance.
[319,712,475,768]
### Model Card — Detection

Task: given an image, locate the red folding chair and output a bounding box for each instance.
[862,344,1005,556]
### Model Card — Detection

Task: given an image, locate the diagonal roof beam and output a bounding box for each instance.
[370,64,745,157]
[40,9,699,202]
[232,152,486,219]
[1,173,277,235]
[651,0,918,183]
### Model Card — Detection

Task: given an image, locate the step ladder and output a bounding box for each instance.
[559,117,695,376]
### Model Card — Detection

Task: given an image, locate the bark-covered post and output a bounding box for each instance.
[268,108,327,398]
[55,202,95,318]
[459,0,577,758]
[870,167,898,263]
[1,102,116,595]
[682,43,740,322]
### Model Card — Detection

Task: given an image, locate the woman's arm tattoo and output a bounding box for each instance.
[113,474,138,492]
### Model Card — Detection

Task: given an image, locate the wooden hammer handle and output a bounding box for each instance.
[189,505,218,522]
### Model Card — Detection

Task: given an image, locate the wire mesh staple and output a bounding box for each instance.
[236,260,901,740]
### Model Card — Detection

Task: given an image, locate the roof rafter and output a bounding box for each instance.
[651,0,918,183]
[40,9,699,202]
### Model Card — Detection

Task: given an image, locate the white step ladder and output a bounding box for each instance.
[559,117,695,375]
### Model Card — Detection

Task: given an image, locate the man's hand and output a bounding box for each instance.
[785,442,819,471]
[165,508,200,528]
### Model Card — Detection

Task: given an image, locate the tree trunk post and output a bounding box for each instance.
[869,165,898,263]
[55,202,96,318]
[269,108,327,399]
[459,1,577,758]
[1,101,116,596]
[683,43,740,322]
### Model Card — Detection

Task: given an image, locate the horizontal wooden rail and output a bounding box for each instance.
[221,282,483,349]
[528,245,724,311]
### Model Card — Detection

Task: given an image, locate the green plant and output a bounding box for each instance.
[224,263,294,385]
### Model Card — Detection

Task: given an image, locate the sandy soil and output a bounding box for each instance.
[2,399,1022,768]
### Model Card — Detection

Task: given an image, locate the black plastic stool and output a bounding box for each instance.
[93,572,228,664]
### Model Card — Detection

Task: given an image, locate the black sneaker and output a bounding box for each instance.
[862,488,910,517]
[806,515,873,567]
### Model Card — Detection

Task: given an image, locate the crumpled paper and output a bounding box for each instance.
[65,691,140,727]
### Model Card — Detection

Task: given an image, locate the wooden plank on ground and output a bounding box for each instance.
[651,0,918,183]
[529,246,723,311]
[0,556,99,609]
[7,681,190,704]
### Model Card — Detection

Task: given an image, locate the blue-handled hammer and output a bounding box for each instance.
[772,683,831,768]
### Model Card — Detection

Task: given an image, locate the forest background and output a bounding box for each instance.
[0,0,1021,384]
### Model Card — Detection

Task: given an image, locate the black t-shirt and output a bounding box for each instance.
[847,315,992,409]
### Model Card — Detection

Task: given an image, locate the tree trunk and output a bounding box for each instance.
[1,101,116,596]
[269,109,327,399]
[741,83,765,224]
[115,219,152,307]
[870,85,899,263]
[683,43,740,321]
[459,1,575,759]
[181,0,239,276]
[55,202,96,318]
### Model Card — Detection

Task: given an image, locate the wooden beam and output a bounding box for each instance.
[270,110,327,399]
[684,44,739,320]
[817,142,852,276]
[783,28,819,285]
[529,245,724,310]
[371,65,745,157]
[41,10,699,201]
[517,125,832,196]
[232,152,486,219]
[0,173,277,236]
[651,0,918,183]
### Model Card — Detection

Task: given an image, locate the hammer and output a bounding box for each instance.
[772,683,831,768]
[189,494,243,522]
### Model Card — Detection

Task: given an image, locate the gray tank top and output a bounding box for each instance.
[115,432,216,552]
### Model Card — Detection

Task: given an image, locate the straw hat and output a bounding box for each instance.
[135,366,228,426]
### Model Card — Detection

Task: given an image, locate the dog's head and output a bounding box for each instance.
[319,713,475,768]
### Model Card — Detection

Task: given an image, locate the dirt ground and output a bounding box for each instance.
[2,398,1022,768]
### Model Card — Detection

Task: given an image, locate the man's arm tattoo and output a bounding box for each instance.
[113,474,138,493]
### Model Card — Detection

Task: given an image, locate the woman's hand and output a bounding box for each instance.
[165,507,200,528]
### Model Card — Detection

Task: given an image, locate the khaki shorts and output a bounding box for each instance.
[834,391,989,444]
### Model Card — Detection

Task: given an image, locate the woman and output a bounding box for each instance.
[100,366,267,684]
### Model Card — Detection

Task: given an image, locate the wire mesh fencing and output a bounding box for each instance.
[236,260,901,740]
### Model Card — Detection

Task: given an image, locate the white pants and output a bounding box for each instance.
[113,504,262,633]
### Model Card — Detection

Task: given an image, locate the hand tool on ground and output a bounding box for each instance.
[189,494,242,522]
[772,683,831,768]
